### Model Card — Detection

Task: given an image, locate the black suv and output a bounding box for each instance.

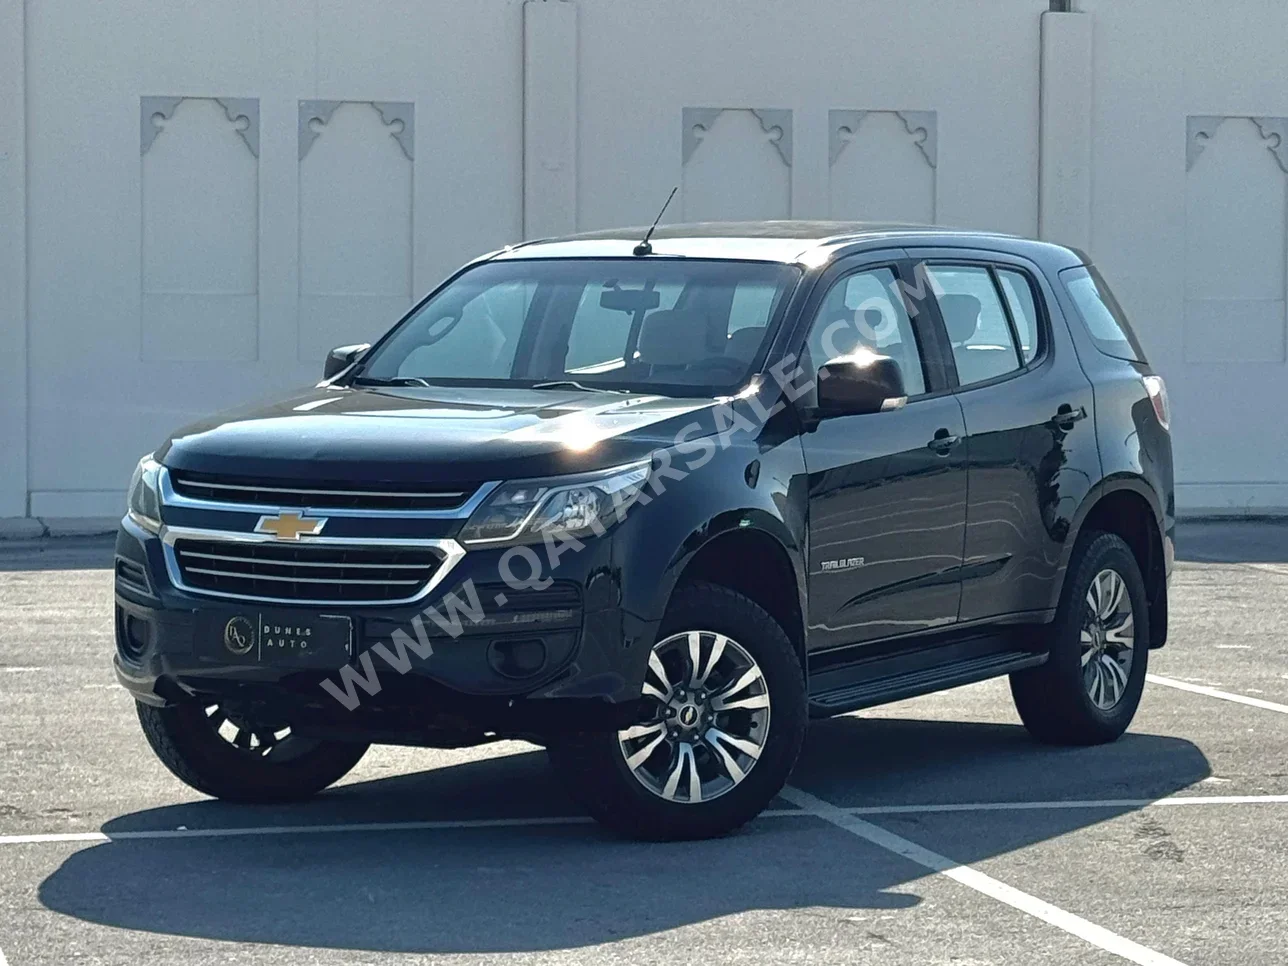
[115,222,1173,840]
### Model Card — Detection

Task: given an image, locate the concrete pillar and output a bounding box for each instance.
[0,0,28,519]
[1038,9,1094,251]
[523,0,578,239]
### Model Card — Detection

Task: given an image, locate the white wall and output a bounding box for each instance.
[0,0,27,519]
[1078,0,1288,513]
[18,0,523,519]
[2,0,1286,520]
[574,0,1040,234]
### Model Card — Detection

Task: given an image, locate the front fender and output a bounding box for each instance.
[611,435,808,625]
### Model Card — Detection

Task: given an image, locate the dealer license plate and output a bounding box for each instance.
[197,610,353,669]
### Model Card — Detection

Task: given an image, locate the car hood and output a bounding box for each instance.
[157,385,728,484]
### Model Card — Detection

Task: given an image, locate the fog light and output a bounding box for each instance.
[116,608,151,662]
[487,638,548,679]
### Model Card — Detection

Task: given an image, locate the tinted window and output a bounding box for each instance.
[1061,265,1146,362]
[396,280,533,379]
[925,265,1022,387]
[360,259,800,395]
[997,269,1040,364]
[802,267,926,397]
[723,279,784,365]
[565,282,680,372]
[728,280,780,332]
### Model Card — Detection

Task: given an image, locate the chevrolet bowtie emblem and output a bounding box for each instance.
[254,511,327,541]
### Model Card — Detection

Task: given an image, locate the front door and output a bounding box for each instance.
[797,262,968,651]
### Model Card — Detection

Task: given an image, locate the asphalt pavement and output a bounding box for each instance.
[2,523,1287,965]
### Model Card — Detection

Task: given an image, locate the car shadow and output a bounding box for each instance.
[38,714,1209,955]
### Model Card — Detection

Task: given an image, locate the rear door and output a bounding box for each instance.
[909,249,1099,622]
[796,254,968,650]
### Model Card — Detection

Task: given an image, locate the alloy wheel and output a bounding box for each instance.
[618,630,772,804]
[203,703,313,762]
[1081,568,1135,710]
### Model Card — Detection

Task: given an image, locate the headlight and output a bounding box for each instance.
[459,460,651,546]
[127,456,163,533]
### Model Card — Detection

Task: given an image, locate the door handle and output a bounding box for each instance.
[927,429,959,455]
[1051,404,1088,430]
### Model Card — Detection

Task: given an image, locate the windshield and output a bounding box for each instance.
[354,258,801,395]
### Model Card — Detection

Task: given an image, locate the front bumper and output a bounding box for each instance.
[113,516,660,740]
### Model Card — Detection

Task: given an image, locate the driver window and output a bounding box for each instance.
[802,267,926,397]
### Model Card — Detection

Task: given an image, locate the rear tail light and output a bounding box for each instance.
[1143,375,1170,430]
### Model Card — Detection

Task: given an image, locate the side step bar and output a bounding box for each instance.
[808,650,1047,718]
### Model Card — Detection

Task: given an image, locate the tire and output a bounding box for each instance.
[549,581,808,841]
[136,700,369,803]
[1010,530,1149,745]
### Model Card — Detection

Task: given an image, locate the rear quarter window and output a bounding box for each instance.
[1060,265,1146,363]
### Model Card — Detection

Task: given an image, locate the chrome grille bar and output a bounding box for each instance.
[159,468,499,520]
[188,480,468,500]
[177,549,428,570]
[183,566,423,587]
[160,527,467,606]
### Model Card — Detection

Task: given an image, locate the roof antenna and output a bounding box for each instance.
[633,186,678,256]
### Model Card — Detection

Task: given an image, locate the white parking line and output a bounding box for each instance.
[850,794,1288,814]
[1148,673,1288,714]
[0,832,110,846]
[0,809,805,846]
[5,794,1288,847]
[0,941,9,966]
[781,786,1188,966]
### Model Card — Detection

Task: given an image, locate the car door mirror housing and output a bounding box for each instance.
[816,351,908,417]
[324,343,371,380]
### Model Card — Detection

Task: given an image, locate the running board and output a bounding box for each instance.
[808,650,1047,718]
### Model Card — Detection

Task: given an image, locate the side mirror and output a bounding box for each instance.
[816,351,907,417]
[323,343,371,381]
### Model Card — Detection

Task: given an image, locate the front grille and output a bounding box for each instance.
[170,470,474,512]
[173,539,443,603]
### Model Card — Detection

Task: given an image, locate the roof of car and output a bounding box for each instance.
[490,220,1079,266]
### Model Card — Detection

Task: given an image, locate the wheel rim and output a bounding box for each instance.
[1081,568,1135,711]
[618,630,771,804]
[202,703,314,763]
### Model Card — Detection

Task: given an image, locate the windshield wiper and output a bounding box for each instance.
[530,380,631,394]
[354,376,437,388]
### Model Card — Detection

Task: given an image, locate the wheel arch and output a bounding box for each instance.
[1059,477,1168,648]
[667,514,807,673]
